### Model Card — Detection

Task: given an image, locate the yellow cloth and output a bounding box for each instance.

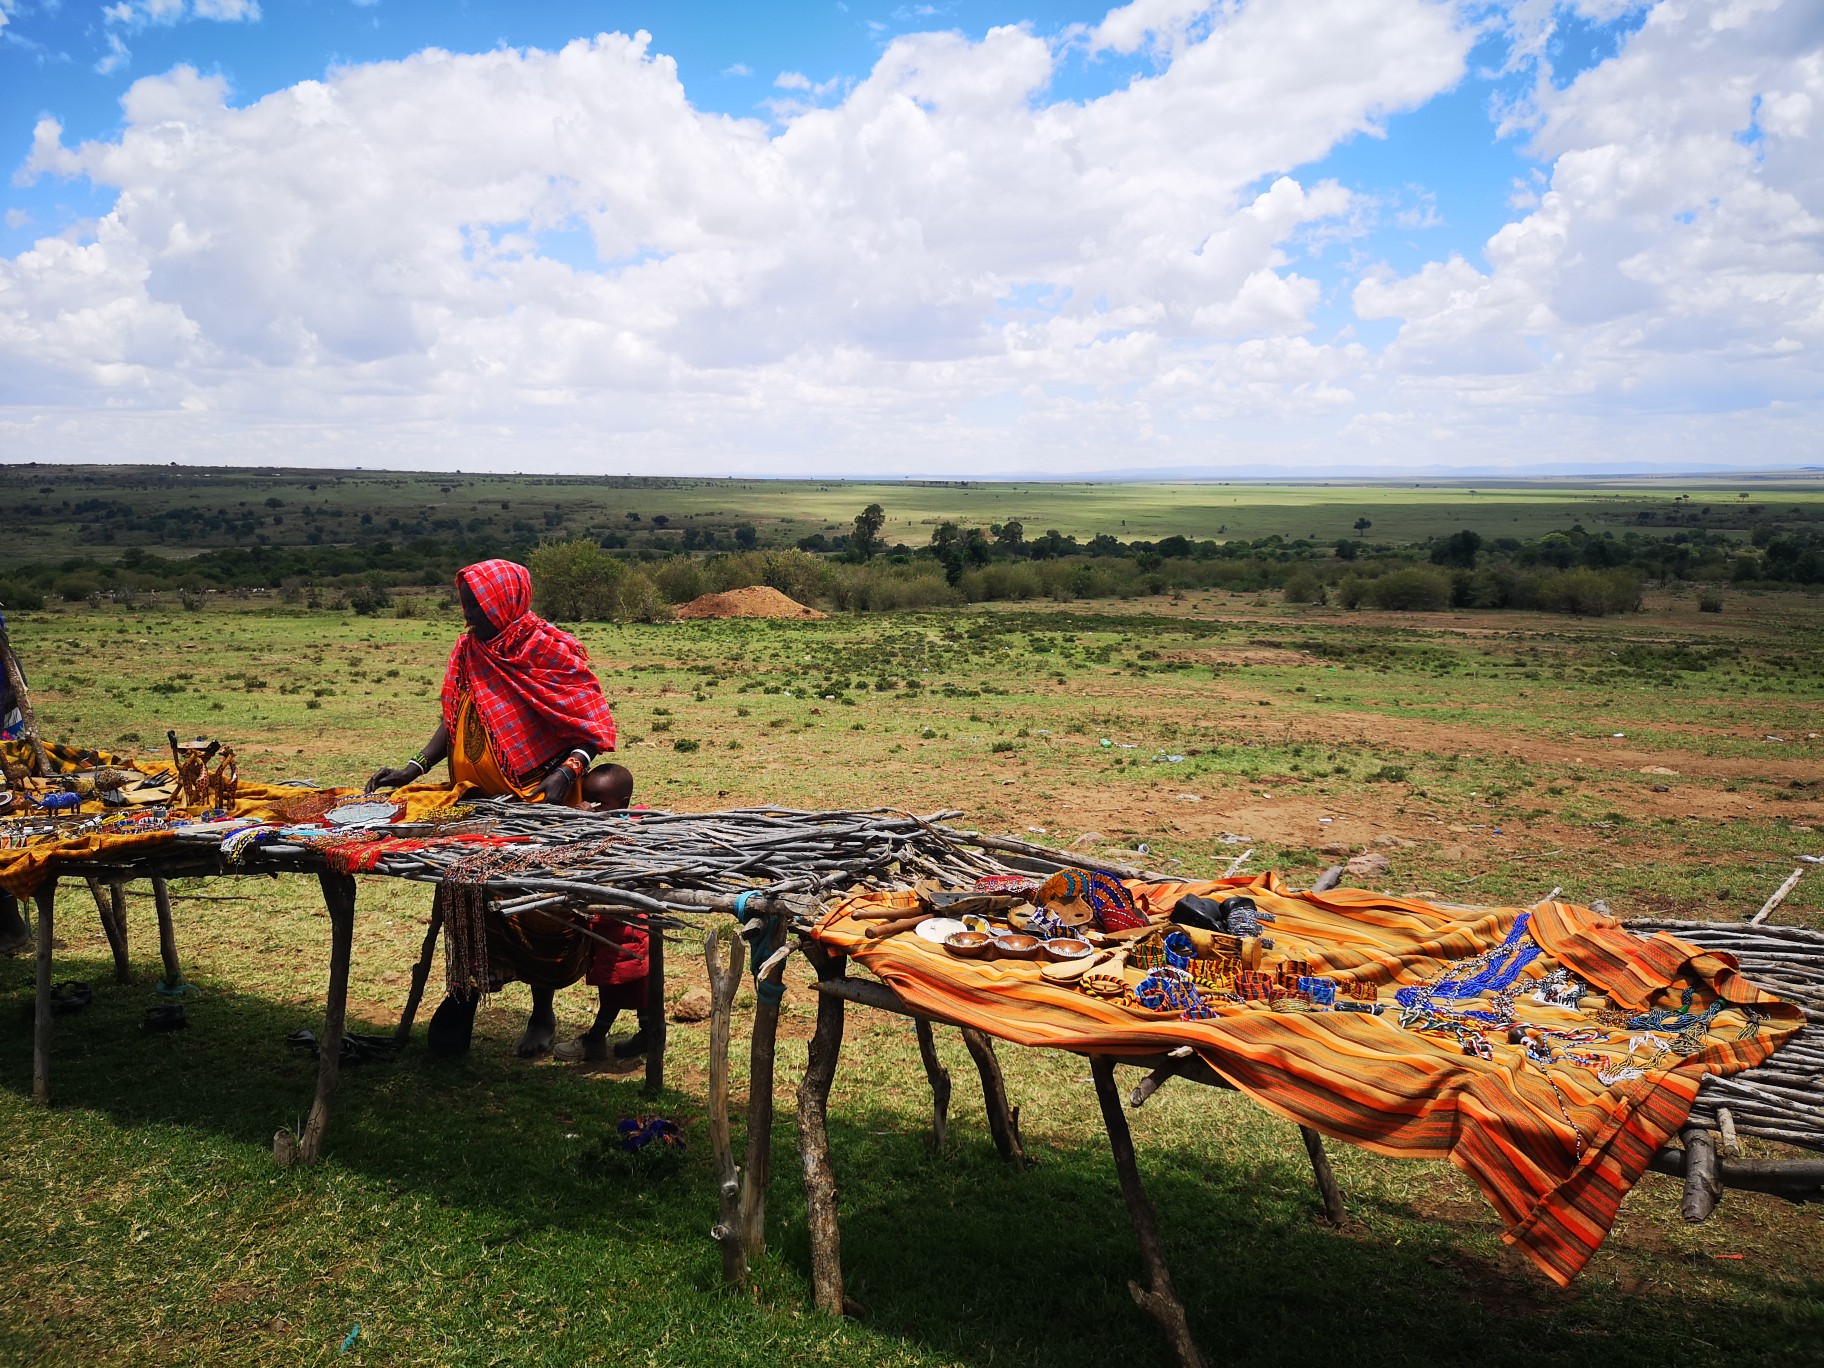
[0,763,464,897]
[449,691,583,807]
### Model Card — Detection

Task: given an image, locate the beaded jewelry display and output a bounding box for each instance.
[1078,972,1130,1000]
[1395,913,1542,1030]
[1035,868,1150,933]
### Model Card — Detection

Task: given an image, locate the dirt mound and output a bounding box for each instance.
[673,586,826,621]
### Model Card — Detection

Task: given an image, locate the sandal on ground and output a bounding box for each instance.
[554,1036,610,1063]
[50,981,92,1015]
[143,1005,188,1032]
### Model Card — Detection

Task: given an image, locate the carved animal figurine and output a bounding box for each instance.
[34,790,82,813]
[205,747,238,810]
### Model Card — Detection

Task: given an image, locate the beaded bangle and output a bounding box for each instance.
[402,757,425,777]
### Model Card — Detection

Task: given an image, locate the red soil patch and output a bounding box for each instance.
[673,586,826,620]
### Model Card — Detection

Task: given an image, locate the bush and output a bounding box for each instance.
[1364,566,1451,611]
[529,540,667,622]
[654,559,709,605]
[705,549,837,606]
[830,562,961,612]
[0,580,46,611]
[1527,567,1641,617]
[1282,569,1325,604]
[1698,592,1724,614]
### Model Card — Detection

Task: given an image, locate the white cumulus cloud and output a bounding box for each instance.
[4,0,1820,475]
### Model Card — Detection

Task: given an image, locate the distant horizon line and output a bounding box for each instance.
[7,459,1824,487]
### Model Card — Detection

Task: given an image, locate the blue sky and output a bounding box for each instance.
[1,1,1817,477]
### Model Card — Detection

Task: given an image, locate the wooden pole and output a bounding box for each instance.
[1751,868,1804,926]
[1680,1126,1722,1223]
[1310,866,1344,894]
[914,1018,952,1149]
[296,871,356,1165]
[1088,1055,1207,1368]
[960,1026,1029,1167]
[1299,1126,1348,1225]
[0,892,27,955]
[150,876,183,992]
[33,882,56,1106]
[739,917,788,1257]
[643,923,667,1097]
[394,889,444,1043]
[704,925,748,1286]
[797,944,848,1316]
[88,878,131,984]
[0,619,51,778]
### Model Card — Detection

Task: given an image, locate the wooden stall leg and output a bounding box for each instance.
[914,1018,951,1149]
[106,881,132,984]
[33,882,57,1107]
[296,872,357,1166]
[643,925,668,1097]
[394,890,444,1044]
[1089,1056,1207,1368]
[797,945,848,1316]
[0,891,29,955]
[150,876,184,992]
[704,925,749,1286]
[1680,1126,1722,1223]
[739,915,788,1257]
[1300,1126,1347,1226]
[87,878,131,985]
[961,1025,1029,1167]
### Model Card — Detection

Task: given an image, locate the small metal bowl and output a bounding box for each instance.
[1040,937,1092,962]
[945,930,994,959]
[992,933,1042,960]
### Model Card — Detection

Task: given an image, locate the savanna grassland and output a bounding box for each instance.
[11,464,1824,569]
[3,577,1823,1364]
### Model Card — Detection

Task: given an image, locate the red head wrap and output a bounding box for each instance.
[441,560,617,784]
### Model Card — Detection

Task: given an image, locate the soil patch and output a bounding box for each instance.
[673,586,826,620]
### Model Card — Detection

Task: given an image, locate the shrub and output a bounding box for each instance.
[1698,592,1724,614]
[1282,569,1325,604]
[830,562,961,612]
[672,738,700,753]
[1527,567,1641,617]
[654,558,709,605]
[529,540,667,622]
[705,549,836,606]
[1365,566,1451,611]
[0,580,46,611]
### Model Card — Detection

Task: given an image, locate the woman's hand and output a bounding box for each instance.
[537,766,576,805]
[366,766,419,793]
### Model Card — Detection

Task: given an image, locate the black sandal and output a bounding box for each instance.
[50,981,92,1015]
[143,1005,189,1032]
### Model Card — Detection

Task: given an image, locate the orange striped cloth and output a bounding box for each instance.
[812,874,1801,1286]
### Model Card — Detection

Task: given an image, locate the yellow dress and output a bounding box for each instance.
[449,692,586,808]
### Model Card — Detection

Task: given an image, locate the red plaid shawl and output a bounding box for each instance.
[441,561,617,784]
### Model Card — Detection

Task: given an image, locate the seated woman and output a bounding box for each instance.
[367,559,651,1059]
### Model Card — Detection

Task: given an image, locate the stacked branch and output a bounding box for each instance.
[1629,919,1824,1154]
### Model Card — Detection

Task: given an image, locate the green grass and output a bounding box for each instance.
[3,589,1824,1364]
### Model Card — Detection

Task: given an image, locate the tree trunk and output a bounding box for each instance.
[704,925,748,1286]
[797,945,848,1316]
[1088,1055,1207,1368]
[914,1018,951,1148]
[33,882,56,1105]
[395,889,443,1043]
[643,924,667,1097]
[151,877,183,992]
[1300,1126,1347,1225]
[961,1026,1028,1166]
[739,915,788,1256]
[296,872,356,1165]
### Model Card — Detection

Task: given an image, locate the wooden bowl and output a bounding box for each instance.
[1041,937,1092,962]
[945,931,994,959]
[992,933,1042,960]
